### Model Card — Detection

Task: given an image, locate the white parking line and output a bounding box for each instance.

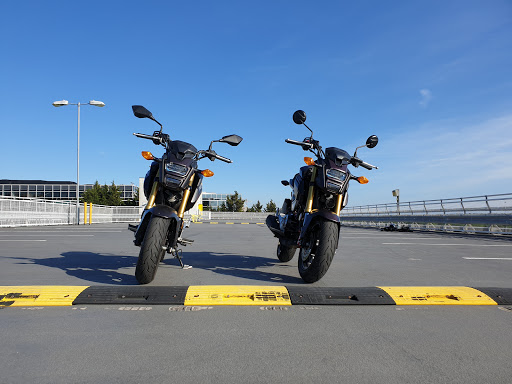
[463,257,512,260]
[341,234,442,240]
[0,235,94,237]
[382,243,512,247]
[0,239,47,242]
[0,231,122,233]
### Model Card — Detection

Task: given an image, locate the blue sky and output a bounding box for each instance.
[1,1,511,208]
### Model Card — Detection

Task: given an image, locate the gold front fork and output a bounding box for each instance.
[305,167,317,213]
[145,182,159,210]
[335,194,343,216]
[178,173,196,219]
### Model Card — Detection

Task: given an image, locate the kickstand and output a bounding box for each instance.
[173,248,192,269]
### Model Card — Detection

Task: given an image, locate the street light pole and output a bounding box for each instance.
[392,189,400,215]
[53,99,105,225]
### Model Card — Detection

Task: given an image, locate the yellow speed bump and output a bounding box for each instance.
[185,285,291,306]
[0,286,88,307]
[378,286,497,305]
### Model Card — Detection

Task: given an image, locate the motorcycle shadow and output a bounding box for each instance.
[163,251,304,284]
[13,252,138,285]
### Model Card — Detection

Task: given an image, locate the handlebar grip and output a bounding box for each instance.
[215,154,232,163]
[360,161,378,170]
[133,132,160,141]
[285,139,312,149]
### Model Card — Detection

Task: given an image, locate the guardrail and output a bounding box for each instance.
[340,193,512,235]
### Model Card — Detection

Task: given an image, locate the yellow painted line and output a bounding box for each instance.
[256,223,264,225]
[226,222,235,224]
[194,222,203,224]
[210,222,218,224]
[185,285,291,306]
[0,286,89,307]
[378,286,497,305]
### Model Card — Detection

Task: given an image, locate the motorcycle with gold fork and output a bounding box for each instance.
[128,105,243,284]
[266,110,378,283]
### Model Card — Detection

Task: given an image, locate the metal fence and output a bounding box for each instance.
[2,194,511,235]
[0,197,144,227]
[341,193,512,216]
[340,193,512,235]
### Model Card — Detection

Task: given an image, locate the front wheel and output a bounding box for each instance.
[298,219,339,283]
[135,216,169,284]
[276,243,296,262]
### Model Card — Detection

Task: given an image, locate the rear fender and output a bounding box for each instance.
[299,210,340,243]
[134,205,182,247]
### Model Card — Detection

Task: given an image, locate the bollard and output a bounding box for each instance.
[89,203,92,225]
[84,202,87,225]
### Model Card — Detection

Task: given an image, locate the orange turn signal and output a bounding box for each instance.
[201,169,214,177]
[141,151,154,160]
[304,157,316,166]
[357,176,369,184]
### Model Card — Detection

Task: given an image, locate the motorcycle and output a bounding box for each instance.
[128,105,243,284]
[266,110,378,283]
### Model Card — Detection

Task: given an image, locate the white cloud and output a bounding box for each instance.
[419,88,432,107]
[349,114,512,205]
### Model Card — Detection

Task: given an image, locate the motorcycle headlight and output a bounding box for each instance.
[326,168,347,182]
[165,162,188,176]
[326,181,342,193]
[165,176,182,188]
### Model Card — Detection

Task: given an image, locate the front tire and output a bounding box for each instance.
[276,243,296,262]
[135,216,168,284]
[298,219,338,283]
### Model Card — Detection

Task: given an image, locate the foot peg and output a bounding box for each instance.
[177,237,194,246]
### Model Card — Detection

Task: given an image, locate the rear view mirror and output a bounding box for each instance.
[132,105,154,119]
[219,134,243,146]
[366,135,378,148]
[293,110,306,125]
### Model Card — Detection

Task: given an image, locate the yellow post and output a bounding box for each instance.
[84,202,87,225]
[89,203,92,225]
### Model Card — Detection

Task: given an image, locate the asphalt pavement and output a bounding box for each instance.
[1,223,511,383]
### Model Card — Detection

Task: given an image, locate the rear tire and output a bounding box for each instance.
[298,219,338,283]
[276,243,296,262]
[135,216,168,284]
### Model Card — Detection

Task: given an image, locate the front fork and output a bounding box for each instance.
[143,174,196,268]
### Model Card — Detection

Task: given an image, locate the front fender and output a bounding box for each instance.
[299,209,340,242]
[134,205,182,246]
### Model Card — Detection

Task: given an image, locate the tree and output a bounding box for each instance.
[81,181,102,205]
[107,181,123,206]
[81,180,124,206]
[265,199,277,213]
[225,191,245,212]
[248,200,263,212]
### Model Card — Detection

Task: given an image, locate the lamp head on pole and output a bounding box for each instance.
[89,100,105,107]
[52,100,69,107]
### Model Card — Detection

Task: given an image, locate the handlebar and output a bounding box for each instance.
[133,132,157,140]
[214,154,232,163]
[285,138,313,149]
[201,150,232,163]
[360,161,378,170]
